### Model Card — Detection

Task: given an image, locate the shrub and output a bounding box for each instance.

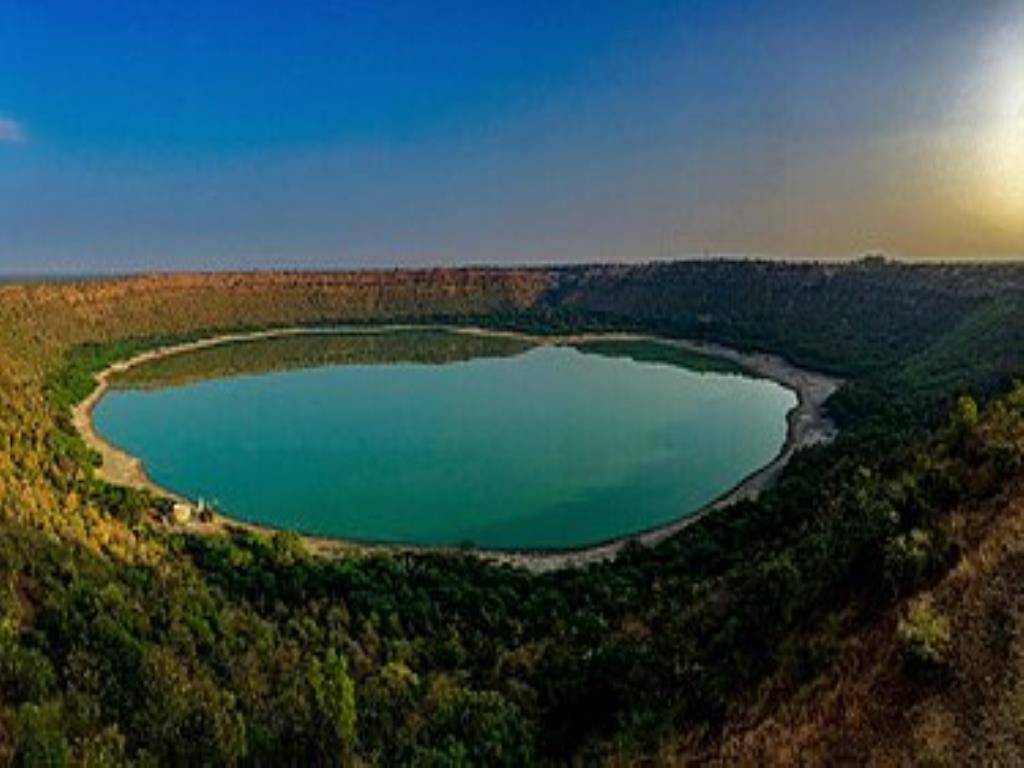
[883,528,956,597]
[898,595,951,680]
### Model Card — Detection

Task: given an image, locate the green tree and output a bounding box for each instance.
[13,702,69,768]
[310,649,357,766]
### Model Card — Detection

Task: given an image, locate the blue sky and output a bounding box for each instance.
[1,1,1022,272]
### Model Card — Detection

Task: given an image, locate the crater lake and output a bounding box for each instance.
[92,330,797,549]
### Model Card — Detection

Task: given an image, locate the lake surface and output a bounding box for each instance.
[93,332,797,549]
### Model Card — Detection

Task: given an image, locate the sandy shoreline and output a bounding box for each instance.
[71,325,842,572]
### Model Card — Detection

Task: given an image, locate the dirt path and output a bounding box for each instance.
[71,325,842,572]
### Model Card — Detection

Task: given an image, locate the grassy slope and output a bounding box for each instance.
[691,475,1024,765]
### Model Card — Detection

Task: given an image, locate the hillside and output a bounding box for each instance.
[696,470,1024,764]
[2,261,1024,764]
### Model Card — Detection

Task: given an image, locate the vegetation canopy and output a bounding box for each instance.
[2,261,1024,764]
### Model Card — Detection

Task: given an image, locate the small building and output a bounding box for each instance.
[170,502,193,524]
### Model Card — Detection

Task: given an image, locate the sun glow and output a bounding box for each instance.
[975,12,1024,232]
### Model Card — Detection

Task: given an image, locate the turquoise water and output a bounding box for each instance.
[93,337,796,549]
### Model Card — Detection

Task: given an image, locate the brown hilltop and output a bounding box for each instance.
[0,267,553,371]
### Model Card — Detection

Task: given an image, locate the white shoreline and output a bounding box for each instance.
[71,325,842,572]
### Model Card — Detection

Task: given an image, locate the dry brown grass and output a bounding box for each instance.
[668,480,1024,766]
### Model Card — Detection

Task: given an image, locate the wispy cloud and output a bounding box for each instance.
[0,116,26,143]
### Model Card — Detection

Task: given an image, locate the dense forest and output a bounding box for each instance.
[3,260,1024,764]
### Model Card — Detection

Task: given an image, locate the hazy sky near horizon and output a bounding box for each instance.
[1,1,1022,272]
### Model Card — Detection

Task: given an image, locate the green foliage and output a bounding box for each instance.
[898,596,952,680]
[87,482,150,527]
[883,528,952,596]
[12,702,70,767]
[414,682,534,767]
[4,265,1024,762]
